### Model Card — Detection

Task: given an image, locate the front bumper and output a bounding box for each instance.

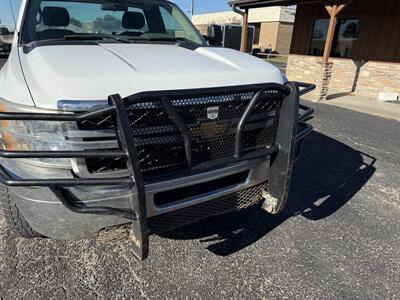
[0,81,315,260]
[9,158,268,239]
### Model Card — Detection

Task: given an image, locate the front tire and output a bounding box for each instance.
[0,185,41,238]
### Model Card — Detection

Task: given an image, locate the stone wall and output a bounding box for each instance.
[286,54,400,100]
[355,61,400,97]
[286,55,329,100]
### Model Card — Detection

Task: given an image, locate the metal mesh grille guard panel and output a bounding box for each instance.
[149,182,268,233]
[78,85,287,181]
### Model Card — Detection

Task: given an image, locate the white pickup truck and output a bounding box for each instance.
[0,0,314,259]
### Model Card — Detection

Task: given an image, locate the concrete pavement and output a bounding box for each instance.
[324,95,400,122]
[0,101,399,299]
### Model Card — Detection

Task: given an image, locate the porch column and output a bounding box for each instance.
[240,9,249,52]
[315,3,346,101]
[322,4,346,63]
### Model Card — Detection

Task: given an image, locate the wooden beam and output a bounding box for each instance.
[325,5,333,16]
[322,1,349,63]
[322,5,337,63]
[336,4,346,15]
[240,9,249,52]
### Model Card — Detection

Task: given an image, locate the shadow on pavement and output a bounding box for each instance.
[159,131,376,256]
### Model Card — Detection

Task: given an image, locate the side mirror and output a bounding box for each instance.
[207,25,223,46]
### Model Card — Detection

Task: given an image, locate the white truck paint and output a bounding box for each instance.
[2,41,284,109]
[0,0,284,108]
[16,44,283,109]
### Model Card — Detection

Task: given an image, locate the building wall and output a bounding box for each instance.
[290,0,400,63]
[257,22,279,50]
[287,0,400,101]
[195,21,293,54]
[192,6,294,54]
[256,22,292,54]
[275,22,293,55]
[192,7,295,25]
[195,24,208,36]
[286,54,400,100]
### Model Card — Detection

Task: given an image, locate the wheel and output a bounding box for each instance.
[0,185,41,238]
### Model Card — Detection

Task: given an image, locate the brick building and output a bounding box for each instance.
[230,0,400,101]
[192,7,295,54]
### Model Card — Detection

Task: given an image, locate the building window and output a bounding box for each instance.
[309,18,361,58]
[250,23,261,45]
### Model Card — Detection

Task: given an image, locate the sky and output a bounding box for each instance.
[174,0,230,15]
[0,0,231,29]
[0,0,21,28]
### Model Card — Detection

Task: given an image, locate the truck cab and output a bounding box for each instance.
[0,0,314,260]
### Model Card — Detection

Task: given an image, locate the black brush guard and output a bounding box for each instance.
[0,82,315,260]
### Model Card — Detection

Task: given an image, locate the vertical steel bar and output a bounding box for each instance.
[234,88,265,159]
[265,82,299,214]
[108,94,149,261]
[162,98,193,169]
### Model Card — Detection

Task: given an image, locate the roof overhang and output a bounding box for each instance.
[229,0,350,9]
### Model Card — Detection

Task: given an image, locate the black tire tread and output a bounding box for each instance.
[0,185,41,238]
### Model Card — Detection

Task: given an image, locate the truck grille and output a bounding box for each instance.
[148,182,268,233]
[77,88,284,181]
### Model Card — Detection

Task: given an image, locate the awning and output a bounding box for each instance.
[231,0,352,63]
[229,0,345,9]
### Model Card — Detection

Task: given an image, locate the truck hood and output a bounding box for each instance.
[18,43,285,109]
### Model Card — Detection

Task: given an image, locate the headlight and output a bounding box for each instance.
[0,98,73,169]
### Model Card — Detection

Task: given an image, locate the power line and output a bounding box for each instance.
[9,0,16,27]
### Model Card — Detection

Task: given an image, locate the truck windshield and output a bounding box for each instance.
[21,0,205,46]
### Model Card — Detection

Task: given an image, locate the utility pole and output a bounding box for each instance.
[191,0,195,17]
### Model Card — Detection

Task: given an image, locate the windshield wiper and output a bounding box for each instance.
[128,36,193,43]
[63,34,132,43]
[22,34,133,53]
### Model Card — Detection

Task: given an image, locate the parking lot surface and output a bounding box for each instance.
[0,64,399,298]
